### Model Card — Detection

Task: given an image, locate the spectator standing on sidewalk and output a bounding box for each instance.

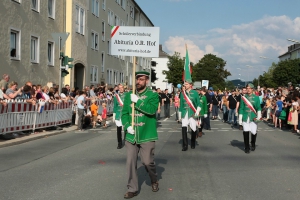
[0,74,10,92]
[76,91,86,131]
[6,81,23,100]
[203,87,212,130]
[90,85,96,97]
[174,91,180,122]
[161,89,172,118]
[156,88,163,120]
[90,99,98,129]
[227,90,238,126]
[221,92,229,123]
[211,90,220,120]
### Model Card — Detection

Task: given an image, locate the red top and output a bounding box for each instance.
[102,108,107,119]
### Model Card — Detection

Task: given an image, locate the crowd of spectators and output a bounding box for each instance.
[0,73,125,137]
[214,83,300,133]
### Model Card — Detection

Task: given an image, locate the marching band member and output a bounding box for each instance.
[239,83,262,154]
[113,83,127,149]
[179,79,201,151]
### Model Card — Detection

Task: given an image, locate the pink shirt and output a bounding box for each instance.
[174,95,179,107]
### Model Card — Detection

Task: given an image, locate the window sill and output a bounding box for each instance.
[48,16,55,20]
[10,57,20,61]
[31,61,39,64]
[48,64,54,67]
[31,8,40,13]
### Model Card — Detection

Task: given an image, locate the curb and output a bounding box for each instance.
[0,128,74,149]
[0,116,113,148]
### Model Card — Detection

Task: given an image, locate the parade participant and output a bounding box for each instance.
[156,88,162,120]
[239,83,262,154]
[197,87,208,137]
[236,87,247,130]
[122,71,159,198]
[179,79,201,151]
[161,89,172,118]
[113,84,127,149]
[203,87,212,130]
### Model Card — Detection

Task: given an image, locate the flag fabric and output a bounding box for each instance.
[182,46,192,81]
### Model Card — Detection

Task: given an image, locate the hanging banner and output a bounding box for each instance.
[110,26,160,58]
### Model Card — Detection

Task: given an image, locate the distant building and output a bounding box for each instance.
[278,44,300,61]
[151,45,170,91]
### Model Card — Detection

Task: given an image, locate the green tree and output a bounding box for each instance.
[272,59,300,86]
[163,52,185,86]
[192,54,231,89]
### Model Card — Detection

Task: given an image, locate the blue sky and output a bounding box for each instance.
[136,0,300,81]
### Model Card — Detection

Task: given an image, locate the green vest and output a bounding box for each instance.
[121,88,159,144]
[179,89,200,118]
[199,95,208,116]
[238,94,261,122]
[113,92,127,120]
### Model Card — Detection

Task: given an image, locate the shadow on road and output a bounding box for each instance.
[230,139,245,151]
[137,158,167,192]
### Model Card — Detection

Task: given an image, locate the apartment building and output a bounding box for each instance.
[64,0,154,88]
[0,0,154,89]
[0,0,64,85]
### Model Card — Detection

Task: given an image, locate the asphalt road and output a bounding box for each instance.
[1,109,300,200]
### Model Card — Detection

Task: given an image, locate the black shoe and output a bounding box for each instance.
[182,146,188,151]
[117,144,122,149]
[245,149,250,154]
[191,146,195,149]
[124,191,138,199]
[251,145,255,151]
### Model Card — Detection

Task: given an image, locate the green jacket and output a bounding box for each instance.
[179,89,200,118]
[121,88,159,144]
[199,95,208,116]
[113,92,127,120]
[238,93,261,122]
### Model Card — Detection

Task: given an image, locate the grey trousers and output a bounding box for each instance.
[77,108,85,129]
[125,141,157,192]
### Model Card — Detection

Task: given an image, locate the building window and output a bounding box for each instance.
[32,0,40,12]
[129,74,132,85]
[48,0,55,19]
[90,66,99,83]
[130,6,134,18]
[102,21,105,41]
[91,0,99,17]
[121,0,126,10]
[108,9,114,26]
[115,0,120,5]
[75,5,85,35]
[31,36,39,63]
[101,52,105,72]
[106,69,113,84]
[48,41,54,66]
[107,41,110,55]
[102,0,106,10]
[12,0,21,3]
[91,31,99,50]
[10,29,21,60]
[120,72,124,84]
[114,71,118,84]
[114,15,119,26]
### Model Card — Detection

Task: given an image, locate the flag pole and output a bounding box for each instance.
[131,56,136,127]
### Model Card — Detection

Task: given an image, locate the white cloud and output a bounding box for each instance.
[164,15,300,80]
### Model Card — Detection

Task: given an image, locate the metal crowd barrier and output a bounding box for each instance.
[0,98,114,135]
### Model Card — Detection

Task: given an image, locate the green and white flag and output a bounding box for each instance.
[183,45,192,81]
